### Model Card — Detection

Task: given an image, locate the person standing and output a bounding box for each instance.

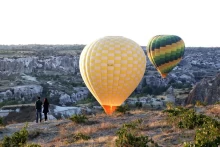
[43,98,49,122]
[35,96,42,123]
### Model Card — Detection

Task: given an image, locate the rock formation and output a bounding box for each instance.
[185,73,220,105]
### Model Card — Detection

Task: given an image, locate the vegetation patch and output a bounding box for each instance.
[28,130,41,139]
[66,133,90,144]
[116,104,130,114]
[75,93,96,105]
[195,100,207,106]
[69,114,88,124]
[25,143,42,147]
[0,100,20,108]
[115,119,158,147]
[0,117,3,126]
[163,105,220,146]
[0,123,42,147]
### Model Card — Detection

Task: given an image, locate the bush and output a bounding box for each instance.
[195,101,207,106]
[214,101,220,105]
[2,123,28,147]
[0,100,20,108]
[116,104,129,114]
[164,106,219,130]
[164,106,220,146]
[152,86,168,95]
[165,102,174,110]
[184,122,220,147]
[26,143,41,147]
[194,122,220,147]
[75,93,96,105]
[67,133,90,144]
[28,130,41,139]
[142,86,153,95]
[69,114,88,123]
[171,83,192,89]
[135,102,142,109]
[115,119,158,147]
[0,117,3,126]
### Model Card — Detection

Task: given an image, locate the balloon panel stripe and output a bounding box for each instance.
[147,35,185,78]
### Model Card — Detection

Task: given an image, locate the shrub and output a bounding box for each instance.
[2,123,28,147]
[67,133,91,144]
[135,102,142,109]
[195,101,207,106]
[152,86,168,95]
[116,104,129,114]
[165,102,174,110]
[28,130,41,139]
[115,119,158,147]
[2,136,11,147]
[194,122,220,147]
[0,117,3,126]
[26,143,41,147]
[164,106,220,146]
[164,106,219,130]
[0,100,20,108]
[69,114,88,123]
[184,122,220,147]
[214,101,220,105]
[142,86,153,95]
[177,109,199,129]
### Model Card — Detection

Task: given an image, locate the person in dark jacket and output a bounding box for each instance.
[35,96,42,123]
[43,98,49,122]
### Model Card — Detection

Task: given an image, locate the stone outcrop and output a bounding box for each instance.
[49,87,89,106]
[0,85,43,102]
[185,73,220,105]
[0,56,79,77]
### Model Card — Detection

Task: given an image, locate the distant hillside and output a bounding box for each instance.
[0,45,219,107]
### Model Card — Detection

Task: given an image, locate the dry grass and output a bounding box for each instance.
[40,141,68,147]
[4,104,219,147]
[59,125,68,138]
[75,125,97,135]
[205,104,220,118]
[75,122,117,136]
[99,122,117,130]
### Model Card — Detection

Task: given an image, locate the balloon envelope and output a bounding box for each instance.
[147,35,185,78]
[79,36,146,115]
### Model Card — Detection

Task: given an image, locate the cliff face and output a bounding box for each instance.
[0,56,79,77]
[185,74,220,105]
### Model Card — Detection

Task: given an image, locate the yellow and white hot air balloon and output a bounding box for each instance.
[79,36,146,115]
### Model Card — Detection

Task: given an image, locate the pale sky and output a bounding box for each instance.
[0,0,219,47]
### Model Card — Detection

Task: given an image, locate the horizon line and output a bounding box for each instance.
[0,44,220,48]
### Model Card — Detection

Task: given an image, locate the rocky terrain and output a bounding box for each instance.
[0,45,219,108]
[0,45,219,146]
[0,104,219,147]
[185,73,220,104]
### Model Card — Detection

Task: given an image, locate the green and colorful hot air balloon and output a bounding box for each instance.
[147,35,185,78]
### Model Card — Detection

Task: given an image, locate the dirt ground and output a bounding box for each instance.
[3,106,36,125]
[0,104,219,147]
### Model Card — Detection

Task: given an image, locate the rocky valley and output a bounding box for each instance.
[0,45,219,147]
[0,45,219,108]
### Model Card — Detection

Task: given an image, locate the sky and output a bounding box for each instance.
[0,0,219,47]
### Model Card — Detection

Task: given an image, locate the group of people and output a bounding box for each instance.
[35,97,49,123]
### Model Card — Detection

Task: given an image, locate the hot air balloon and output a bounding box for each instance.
[79,36,146,115]
[147,35,185,78]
